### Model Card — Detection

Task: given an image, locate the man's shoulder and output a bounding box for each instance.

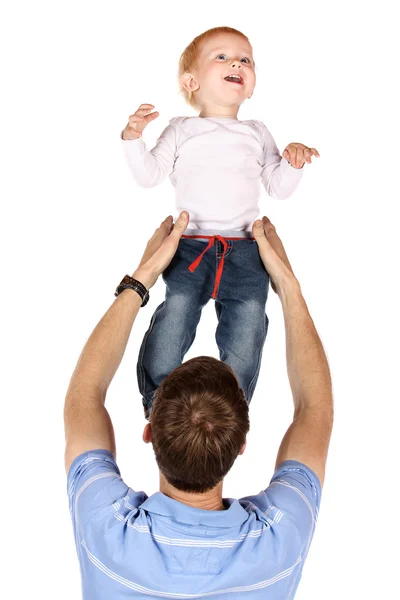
[239,460,322,530]
[67,449,148,533]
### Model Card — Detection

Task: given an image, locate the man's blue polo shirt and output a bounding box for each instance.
[67,449,321,599]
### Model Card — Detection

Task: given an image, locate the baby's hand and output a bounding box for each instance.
[282,143,320,169]
[122,104,159,140]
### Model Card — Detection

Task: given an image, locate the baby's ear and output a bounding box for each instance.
[181,72,199,93]
[142,422,152,443]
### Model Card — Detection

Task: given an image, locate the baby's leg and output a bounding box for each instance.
[137,239,214,419]
[214,239,270,405]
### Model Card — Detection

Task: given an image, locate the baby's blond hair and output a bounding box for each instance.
[178,26,253,110]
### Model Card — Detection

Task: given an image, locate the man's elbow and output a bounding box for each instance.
[294,395,334,424]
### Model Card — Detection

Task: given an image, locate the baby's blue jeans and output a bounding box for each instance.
[137,228,270,420]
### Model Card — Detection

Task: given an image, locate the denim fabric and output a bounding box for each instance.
[137,236,270,419]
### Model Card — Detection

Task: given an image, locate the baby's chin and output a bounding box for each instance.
[220,84,254,101]
[214,88,252,104]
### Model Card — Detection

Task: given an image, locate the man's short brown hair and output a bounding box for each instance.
[150,356,250,493]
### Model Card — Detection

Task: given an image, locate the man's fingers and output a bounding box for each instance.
[150,212,189,268]
[164,211,189,244]
[172,211,189,234]
[310,148,320,157]
[148,215,172,240]
[154,213,187,246]
[157,215,173,231]
[252,219,272,251]
[164,215,174,234]
[261,216,294,274]
[261,215,276,233]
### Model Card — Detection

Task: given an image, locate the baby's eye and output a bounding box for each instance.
[216,54,227,60]
[241,57,250,63]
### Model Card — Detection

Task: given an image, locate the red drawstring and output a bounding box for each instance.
[188,236,215,272]
[188,235,229,299]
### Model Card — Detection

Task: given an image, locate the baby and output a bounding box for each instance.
[121,26,319,420]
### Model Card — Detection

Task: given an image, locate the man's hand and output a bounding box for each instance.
[122,104,159,140]
[252,216,298,296]
[133,211,189,289]
[282,143,320,169]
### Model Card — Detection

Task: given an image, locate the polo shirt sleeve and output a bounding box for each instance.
[241,460,321,556]
[267,460,321,536]
[66,449,145,543]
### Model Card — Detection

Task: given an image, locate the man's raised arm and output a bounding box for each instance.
[63,212,189,474]
[252,218,333,486]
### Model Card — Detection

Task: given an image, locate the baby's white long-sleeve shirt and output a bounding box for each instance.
[122,116,303,231]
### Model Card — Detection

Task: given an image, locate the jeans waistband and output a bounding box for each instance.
[182,227,255,241]
[185,230,256,299]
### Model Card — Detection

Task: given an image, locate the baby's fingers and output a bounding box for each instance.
[134,105,159,122]
[145,111,159,122]
[135,104,155,114]
[304,148,313,164]
[128,114,145,125]
[283,148,295,164]
[296,148,305,168]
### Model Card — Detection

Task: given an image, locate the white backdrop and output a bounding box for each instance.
[1,1,399,598]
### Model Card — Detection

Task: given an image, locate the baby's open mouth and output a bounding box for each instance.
[224,74,243,85]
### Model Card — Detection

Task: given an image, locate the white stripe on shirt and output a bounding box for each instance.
[111,502,284,549]
[81,539,302,598]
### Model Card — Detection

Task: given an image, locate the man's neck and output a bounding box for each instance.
[159,473,225,511]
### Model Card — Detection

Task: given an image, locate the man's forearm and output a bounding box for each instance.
[279,280,333,415]
[66,268,153,403]
[66,290,142,404]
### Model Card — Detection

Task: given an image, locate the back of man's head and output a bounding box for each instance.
[150,356,250,494]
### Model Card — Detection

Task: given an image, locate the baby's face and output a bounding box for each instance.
[190,33,256,110]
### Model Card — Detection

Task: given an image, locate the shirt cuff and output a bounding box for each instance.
[279,155,304,183]
[122,135,147,159]
[121,132,143,141]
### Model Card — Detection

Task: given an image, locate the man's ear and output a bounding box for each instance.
[239,441,246,455]
[181,72,199,93]
[142,422,152,444]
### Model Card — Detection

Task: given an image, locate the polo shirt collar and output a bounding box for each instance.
[140,492,249,527]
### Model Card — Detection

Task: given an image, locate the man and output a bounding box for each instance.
[65,211,333,599]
